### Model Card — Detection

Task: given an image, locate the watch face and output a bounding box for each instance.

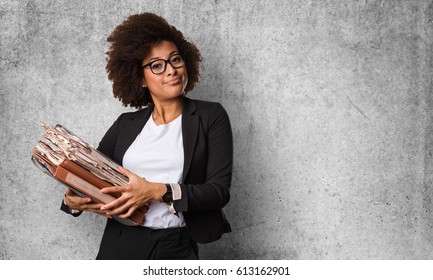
[163,192,173,204]
[163,184,173,204]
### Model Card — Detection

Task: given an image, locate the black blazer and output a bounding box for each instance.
[96,97,233,244]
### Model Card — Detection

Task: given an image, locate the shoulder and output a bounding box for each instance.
[190,98,221,109]
[112,106,152,126]
[119,106,151,120]
[185,98,231,131]
[185,98,228,117]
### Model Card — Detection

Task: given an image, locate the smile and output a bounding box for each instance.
[164,78,181,85]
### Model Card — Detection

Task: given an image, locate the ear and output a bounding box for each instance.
[142,78,147,88]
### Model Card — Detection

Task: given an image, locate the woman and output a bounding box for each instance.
[61,12,233,260]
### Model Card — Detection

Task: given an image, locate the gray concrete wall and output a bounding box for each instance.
[1,0,432,259]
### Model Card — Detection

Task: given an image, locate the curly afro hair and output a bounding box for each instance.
[106,13,202,108]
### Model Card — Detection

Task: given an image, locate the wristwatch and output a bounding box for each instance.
[162,183,173,204]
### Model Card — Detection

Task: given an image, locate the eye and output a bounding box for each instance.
[170,55,182,63]
[151,61,164,70]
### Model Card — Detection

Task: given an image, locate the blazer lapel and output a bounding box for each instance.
[115,105,153,164]
[115,98,198,180]
[182,97,198,182]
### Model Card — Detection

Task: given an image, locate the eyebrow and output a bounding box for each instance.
[147,51,179,63]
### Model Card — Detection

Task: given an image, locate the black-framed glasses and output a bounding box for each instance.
[142,54,185,75]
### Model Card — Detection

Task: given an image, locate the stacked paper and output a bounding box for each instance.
[31,122,146,226]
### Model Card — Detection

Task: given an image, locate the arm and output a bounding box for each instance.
[175,103,233,212]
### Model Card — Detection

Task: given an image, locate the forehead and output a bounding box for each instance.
[144,41,179,61]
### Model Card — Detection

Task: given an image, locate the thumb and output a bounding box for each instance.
[65,188,74,196]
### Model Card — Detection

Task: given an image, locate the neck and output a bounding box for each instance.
[152,96,183,125]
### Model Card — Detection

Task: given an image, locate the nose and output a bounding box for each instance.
[165,62,177,76]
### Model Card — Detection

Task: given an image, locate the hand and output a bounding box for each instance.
[64,188,112,218]
[100,166,165,219]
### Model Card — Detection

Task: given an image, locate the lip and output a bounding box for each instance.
[164,78,181,85]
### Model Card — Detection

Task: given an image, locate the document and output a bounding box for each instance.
[31,122,148,226]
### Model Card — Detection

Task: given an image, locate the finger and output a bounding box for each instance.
[65,189,88,201]
[81,203,104,210]
[66,195,90,206]
[72,196,92,204]
[65,189,81,199]
[105,201,132,216]
[88,209,112,218]
[118,205,137,219]
[100,196,126,211]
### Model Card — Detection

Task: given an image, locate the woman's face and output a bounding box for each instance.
[142,40,188,103]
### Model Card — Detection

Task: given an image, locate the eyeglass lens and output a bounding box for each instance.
[149,55,184,74]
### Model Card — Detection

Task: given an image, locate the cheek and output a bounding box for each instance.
[143,73,150,86]
[144,75,161,87]
[182,70,188,89]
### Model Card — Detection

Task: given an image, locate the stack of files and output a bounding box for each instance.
[31,122,148,226]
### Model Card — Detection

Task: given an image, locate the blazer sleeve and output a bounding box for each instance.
[97,114,123,159]
[174,103,233,212]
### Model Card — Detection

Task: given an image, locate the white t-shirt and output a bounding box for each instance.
[122,114,186,229]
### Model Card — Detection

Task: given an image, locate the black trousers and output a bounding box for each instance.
[96,219,199,260]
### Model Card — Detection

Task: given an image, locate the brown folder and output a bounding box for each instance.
[32,149,146,225]
[54,165,145,225]
[55,165,115,205]
[59,159,149,218]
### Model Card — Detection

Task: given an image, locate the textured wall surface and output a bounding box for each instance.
[1,0,432,259]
